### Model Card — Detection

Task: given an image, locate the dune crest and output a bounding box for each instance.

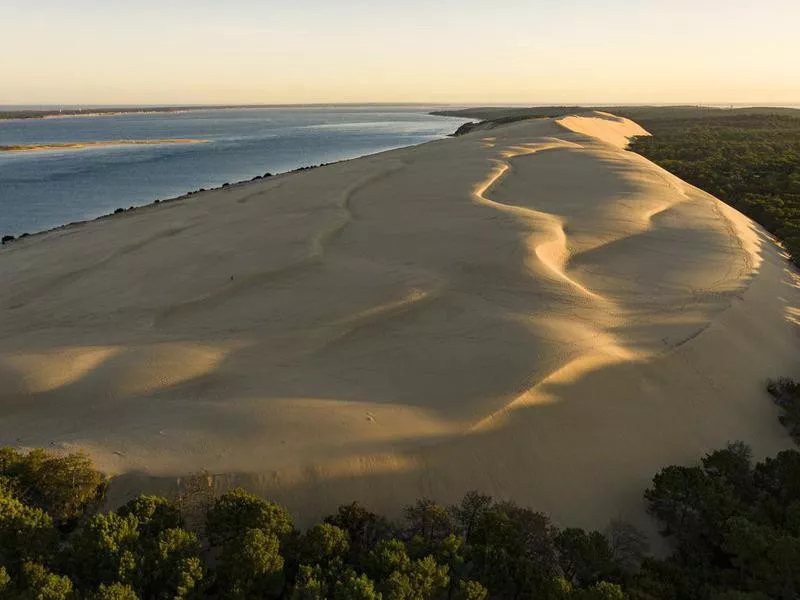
[0,113,797,530]
[557,111,651,148]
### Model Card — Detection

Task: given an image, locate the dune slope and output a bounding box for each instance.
[0,112,797,530]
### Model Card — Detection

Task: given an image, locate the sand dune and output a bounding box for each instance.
[0,112,797,532]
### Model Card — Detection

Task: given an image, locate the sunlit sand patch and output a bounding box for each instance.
[261,397,456,442]
[466,137,648,433]
[80,397,452,477]
[782,257,800,323]
[288,286,443,354]
[471,343,638,433]
[526,317,629,349]
[785,267,800,289]
[471,141,607,301]
[708,193,764,273]
[330,287,437,328]
[498,139,582,159]
[528,218,605,301]
[0,342,243,397]
[301,285,444,355]
[107,342,238,396]
[0,346,121,394]
[557,113,651,149]
[0,139,209,153]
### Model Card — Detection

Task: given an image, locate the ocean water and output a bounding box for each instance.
[0,106,467,236]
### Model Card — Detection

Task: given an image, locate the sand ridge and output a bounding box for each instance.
[0,139,208,153]
[0,113,797,531]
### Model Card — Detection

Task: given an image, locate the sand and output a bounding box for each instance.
[0,139,208,153]
[1,111,797,533]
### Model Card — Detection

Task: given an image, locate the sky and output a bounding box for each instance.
[2,0,799,105]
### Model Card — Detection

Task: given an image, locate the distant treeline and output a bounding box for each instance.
[433,105,800,122]
[2,378,800,599]
[625,111,800,266]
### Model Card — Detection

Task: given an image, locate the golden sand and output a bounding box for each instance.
[1,112,796,532]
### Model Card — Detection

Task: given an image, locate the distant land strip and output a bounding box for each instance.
[0,106,226,120]
[0,103,443,120]
[0,139,209,153]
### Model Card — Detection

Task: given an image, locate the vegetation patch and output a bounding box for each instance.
[2,431,800,599]
[767,377,800,442]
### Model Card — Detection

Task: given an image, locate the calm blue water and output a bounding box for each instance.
[0,106,467,236]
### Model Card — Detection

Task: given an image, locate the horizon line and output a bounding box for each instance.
[3,101,800,109]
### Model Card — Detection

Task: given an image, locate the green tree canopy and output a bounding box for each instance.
[206,488,294,547]
[0,489,56,569]
[217,528,284,599]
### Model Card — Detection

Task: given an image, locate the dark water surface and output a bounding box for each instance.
[0,106,467,236]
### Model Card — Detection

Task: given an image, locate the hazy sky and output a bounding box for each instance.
[3,0,799,105]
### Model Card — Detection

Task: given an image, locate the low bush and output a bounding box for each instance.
[767,377,800,441]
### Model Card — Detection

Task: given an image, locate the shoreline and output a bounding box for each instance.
[0,131,455,244]
[1,163,319,245]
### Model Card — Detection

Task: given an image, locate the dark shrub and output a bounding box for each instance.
[767,377,800,441]
[0,448,106,526]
